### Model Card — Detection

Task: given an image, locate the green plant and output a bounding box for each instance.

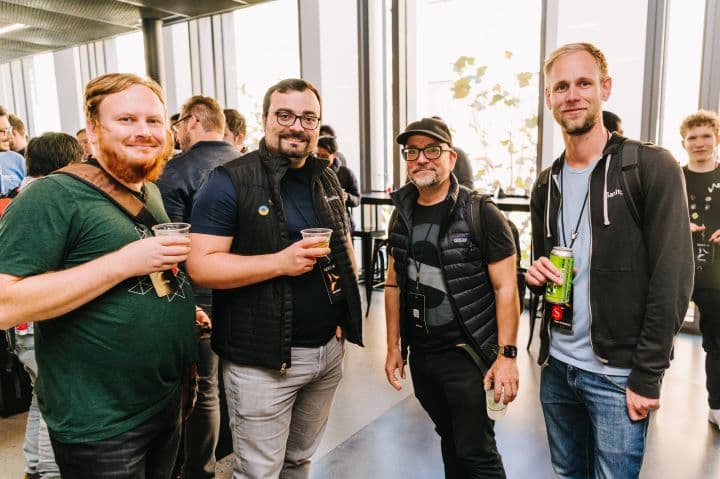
[451,51,538,195]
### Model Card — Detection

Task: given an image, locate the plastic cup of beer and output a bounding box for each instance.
[152,222,191,237]
[485,385,507,421]
[300,228,332,249]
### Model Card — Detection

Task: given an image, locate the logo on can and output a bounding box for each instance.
[545,246,574,304]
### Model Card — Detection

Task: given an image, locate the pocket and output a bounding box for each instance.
[601,374,628,394]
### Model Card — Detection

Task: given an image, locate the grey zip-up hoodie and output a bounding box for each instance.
[529,134,694,399]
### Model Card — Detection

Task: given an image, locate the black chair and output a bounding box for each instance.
[352,228,388,316]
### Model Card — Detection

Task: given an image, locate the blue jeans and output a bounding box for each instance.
[15,334,61,479]
[540,357,649,479]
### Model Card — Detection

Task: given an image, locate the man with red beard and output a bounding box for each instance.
[0,73,197,478]
[187,78,363,478]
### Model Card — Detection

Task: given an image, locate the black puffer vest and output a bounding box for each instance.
[389,175,498,368]
[211,140,363,371]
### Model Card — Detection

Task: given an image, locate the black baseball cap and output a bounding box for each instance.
[396,117,453,147]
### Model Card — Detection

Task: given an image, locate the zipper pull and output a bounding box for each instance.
[280,362,287,374]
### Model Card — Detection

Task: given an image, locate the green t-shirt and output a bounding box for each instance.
[0,174,197,443]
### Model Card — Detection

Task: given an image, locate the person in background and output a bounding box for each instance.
[223,108,248,154]
[602,110,623,136]
[0,105,25,195]
[319,124,347,167]
[680,109,720,429]
[9,114,28,157]
[316,135,360,231]
[76,128,93,161]
[157,95,241,478]
[431,116,474,189]
[13,132,83,479]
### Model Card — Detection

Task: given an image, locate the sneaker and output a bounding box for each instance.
[24,473,41,479]
[709,409,720,429]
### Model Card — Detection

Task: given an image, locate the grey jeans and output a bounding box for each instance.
[222,336,344,479]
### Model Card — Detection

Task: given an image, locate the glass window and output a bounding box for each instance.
[115,31,146,77]
[27,53,61,134]
[548,0,648,158]
[408,0,542,197]
[230,0,300,150]
[169,22,192,114]
[659,0,705,165]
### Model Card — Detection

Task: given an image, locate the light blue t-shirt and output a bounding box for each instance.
[550,158,631,376]
[0,150,25,195]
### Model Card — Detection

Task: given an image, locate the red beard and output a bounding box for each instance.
[97,128,171,183]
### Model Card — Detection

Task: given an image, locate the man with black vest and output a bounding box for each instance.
[384,117,520,478]
[187,78,363,479]
[157,95,241,479]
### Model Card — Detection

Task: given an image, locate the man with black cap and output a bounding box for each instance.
[384,117,520,478]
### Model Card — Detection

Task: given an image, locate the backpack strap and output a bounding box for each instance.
[618,140,644,228]
[467,192,492,259]
[55,162,159,228]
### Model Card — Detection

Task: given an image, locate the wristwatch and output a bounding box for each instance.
[497,345,518,359]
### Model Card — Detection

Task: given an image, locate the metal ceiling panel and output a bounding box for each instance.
[0,0,269,63]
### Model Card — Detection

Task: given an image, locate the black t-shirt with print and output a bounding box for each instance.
[683,165,720,290]
[407,200,515,352]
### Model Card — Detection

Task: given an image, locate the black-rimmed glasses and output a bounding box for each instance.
[273,111,320,130]
[401,145,451,161]
[171,115,193,132]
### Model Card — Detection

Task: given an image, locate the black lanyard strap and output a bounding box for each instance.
[559,166,589,249]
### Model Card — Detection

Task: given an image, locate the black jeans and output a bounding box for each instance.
[409,347,506,479]
[693,289,720,409]
[50,385,182,479]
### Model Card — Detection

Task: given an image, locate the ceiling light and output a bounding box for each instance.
[0,23,27,36]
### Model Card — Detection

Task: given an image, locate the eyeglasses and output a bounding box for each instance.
[171,115,193,132]
[401,145,452,161]
[0,126,13,136]
[273,111,320,130]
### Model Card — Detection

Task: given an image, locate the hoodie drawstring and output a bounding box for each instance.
[603,153,612,226]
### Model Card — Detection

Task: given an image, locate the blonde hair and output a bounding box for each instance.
[84,73,166,124]
[544,42,609,83]
[181,96,226,133]
[680,110,720,138]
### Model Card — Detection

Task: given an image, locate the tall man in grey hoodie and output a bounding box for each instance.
[526,43,693,478]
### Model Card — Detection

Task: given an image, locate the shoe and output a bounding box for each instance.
[709,409,720,428]
[24,473,41,479]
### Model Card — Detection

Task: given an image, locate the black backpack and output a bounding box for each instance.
[467,192,527,311]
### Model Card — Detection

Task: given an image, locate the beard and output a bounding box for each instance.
[555,106,600,137]
[97,128,170,184]
[409,168,440,188]
[276,131,315,159]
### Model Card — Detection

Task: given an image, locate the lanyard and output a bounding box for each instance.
[411,222,433,290]
[559,165,589,249]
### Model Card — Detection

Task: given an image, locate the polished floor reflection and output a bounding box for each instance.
[2,294,719,478]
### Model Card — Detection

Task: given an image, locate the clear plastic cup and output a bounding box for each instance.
[300,228,333,249]
[486,385,507,421]
[152,222,191,237]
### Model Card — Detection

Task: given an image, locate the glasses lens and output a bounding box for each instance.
[275,112,295,126]
[424,146,442,160]
[402,149,418,161]
[300,116,319,130]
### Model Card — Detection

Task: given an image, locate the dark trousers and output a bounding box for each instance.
[693,289,720,409]
[181,335,220,478]
[409,347,506,479]
[50,386,182,479]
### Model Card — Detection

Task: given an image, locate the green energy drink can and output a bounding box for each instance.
[545,246,574,304]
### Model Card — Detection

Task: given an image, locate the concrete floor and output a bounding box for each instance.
[2,293,719,478]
